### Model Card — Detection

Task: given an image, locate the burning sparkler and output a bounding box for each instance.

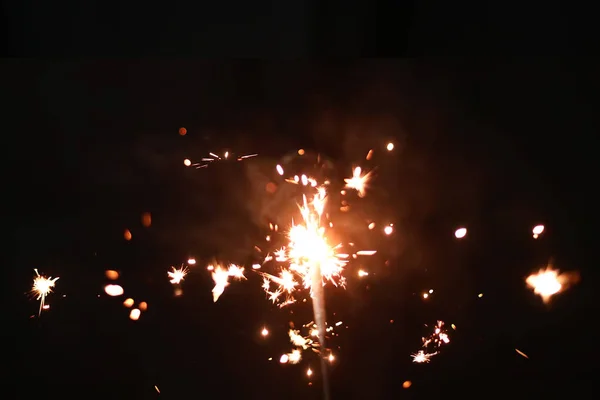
[31,269,59,316]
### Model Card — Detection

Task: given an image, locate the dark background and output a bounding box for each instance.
[4,3,598,400]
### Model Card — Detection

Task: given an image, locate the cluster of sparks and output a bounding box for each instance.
[26,128,582,395]
[412,321,451,363]
[183,151,258,169]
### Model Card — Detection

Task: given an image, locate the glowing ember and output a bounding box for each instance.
[105,270,119,280]
[532,224,545,239]
[104,284,124,297]
[454,227,467,239]
[129,308,141,321]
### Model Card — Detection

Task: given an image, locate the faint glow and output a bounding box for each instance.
[386,142,394,151]
[123,298,134,307]
[141,212,152,227]
[187,258,196,265]
[178,127,187,136]
[105,270,119,280]
[124,229,132,241]
[454,227,467,239]
[184,159,191,166]
[139,301,148,311]
[104,284,124,297]
[129,308,141,321]
[384,225,393,235]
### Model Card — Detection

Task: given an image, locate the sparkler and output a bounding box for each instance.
[31,269,59,316]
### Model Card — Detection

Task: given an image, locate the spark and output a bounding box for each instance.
[515,348,529,359]
[526,265,578,303]
[168,266,188,284]
[344,166,372,197]
[412,350,435,363]
[454,227,467,238]
[384,225,393,235]
[129,308,141,321]
[105,270,119,280]
[532,224,545,239]
[104,284,124,297]
[386,142,394,151]
[31,269,59,316]
[211,263,246,302]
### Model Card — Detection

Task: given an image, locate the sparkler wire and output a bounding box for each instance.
[311,262,331,400]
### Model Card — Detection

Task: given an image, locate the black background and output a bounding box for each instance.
[4,2,598,400]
